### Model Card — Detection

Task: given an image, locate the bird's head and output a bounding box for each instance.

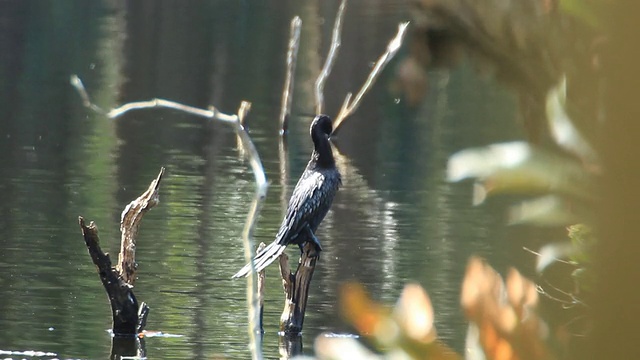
[310,114,333,140]
[310,114,335,167]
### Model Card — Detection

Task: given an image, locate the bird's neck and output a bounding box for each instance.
[311,134,335,169]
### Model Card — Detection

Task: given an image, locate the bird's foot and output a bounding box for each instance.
[306,226,323,252]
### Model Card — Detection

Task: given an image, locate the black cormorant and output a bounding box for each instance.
[232,115,341,278]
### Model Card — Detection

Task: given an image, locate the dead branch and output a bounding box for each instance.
[78,168,163,335]
[79,217,141,335]
[280,16,302,134]
[71,78,267,359]
[279,242,320,334]
[257,242,267,333]
[70,75,237,123]
[233,105,269,356]
[278,137,290,229]
[236,101,252,157]
[315,0,347,115]
[332,22,409,135]
[117,167,164,285]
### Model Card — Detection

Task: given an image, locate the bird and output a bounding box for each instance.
[232,114,341,278]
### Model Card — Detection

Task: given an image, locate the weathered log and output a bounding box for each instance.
[279,242,319,334]
[78,167,164,336]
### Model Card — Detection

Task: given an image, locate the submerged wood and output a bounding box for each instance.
[111,336,146,360]
[279,242,319,334]
[279,333,303,358]
[78,167,164,335]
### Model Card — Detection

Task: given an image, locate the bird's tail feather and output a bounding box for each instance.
[232,242,287,278]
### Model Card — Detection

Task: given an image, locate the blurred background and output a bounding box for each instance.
[0,0,629,359]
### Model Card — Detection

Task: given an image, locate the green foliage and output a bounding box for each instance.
[568,224,595,293]
[448,141,594,210]
[443,75,599,356]
[559,0,603,29]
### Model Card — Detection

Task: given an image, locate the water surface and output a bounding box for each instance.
[0,1,530,358]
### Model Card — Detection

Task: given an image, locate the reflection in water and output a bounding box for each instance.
[111,336,145,360]
[279,334,303,359]
[331,147,401,296]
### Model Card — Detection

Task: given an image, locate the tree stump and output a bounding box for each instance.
[279,242,319,334]
[78,167,164,336]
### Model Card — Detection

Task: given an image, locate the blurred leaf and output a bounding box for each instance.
[535,242,576,273]
[461,257,553,360]
[338,283,461,360]
[314,334,382,360]
[393,284,437,344]
[447,141,594,204]
[546,78,598,165]
[508,195,579,226]
[340,282,395,340]
[465,323,487,360]
[461,257,516,333]
[506,268,539,317]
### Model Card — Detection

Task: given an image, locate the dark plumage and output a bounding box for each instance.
[233,115,341,278]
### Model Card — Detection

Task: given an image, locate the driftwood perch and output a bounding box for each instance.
[78,167,164,336]
[279,242,320,334]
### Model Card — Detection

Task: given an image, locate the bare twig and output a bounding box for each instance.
[332,22,409,135]
[278,138,290,228]
[117,167,164,286]
[522,246,574,266]
[70,75,237,123]
[280,16,302,134]
[216,100,268,360]
[315,0,347,115]
[236,101,252,156]
[70,75,108,115]
[535,284,578,308]
[71,77,267,360]
[257,242,267,333]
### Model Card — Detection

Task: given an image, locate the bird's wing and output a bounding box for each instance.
[274,171,326,246]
